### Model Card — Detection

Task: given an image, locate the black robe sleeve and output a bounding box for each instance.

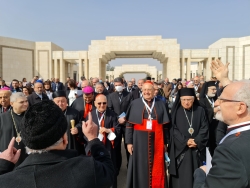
[194,107,209,151]
[125,122,134,144]
[0,159,15,175]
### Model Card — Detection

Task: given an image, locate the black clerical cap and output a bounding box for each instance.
[207,81,216,87]
[179,88,195,97]
[146,76,151,81]
[52,90,67,99]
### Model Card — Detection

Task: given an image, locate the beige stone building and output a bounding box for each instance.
[0,35,249,82]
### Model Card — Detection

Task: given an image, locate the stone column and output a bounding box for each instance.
[206,57,212,80]
[162,59,167,79]
[84,58,89,79]
[78,59,83,81]
[54,59,59,78]
[198,61,202,76]
[70,63,73,79]
[60,58,65,82]
[181,57,185,79]
[187,58,191,81]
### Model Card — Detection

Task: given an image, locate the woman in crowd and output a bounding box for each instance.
[170,82,183,102]
[22,78,27,87]
[22,86,33,97]
[67,79,82,106]
[44,80,53,100]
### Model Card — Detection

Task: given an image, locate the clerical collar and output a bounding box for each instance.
[227,121,250,132]
[13,110,25,116]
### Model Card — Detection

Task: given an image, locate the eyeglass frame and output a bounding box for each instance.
[217,97,249,108]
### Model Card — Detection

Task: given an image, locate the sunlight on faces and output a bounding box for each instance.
[215,106,224,122]
[84,93,94,103]
[34,83,43,95]
[53,97,68,111]
[22,88,29,96]
[94,95,107,113]
[0,91,11,107]
[95,84,104,93]
[12,81,19,89]
[138,79,145,90]
[207,86,217,97]
[11,97,28,114]
[142,83,155,101]
[180,96,194,110]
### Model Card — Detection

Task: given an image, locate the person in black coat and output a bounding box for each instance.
[71,86,95,120]
[86,94,120,188]
[51,78,64,91]
[199,81,219,156]
[52,91,85,155]
[27,82,49,106]
[107,77,133,174]
[0,100,114,188]
[131,79,144,100]
[193,79,250,188]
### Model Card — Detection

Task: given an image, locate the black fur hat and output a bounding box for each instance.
[20,100,67,149]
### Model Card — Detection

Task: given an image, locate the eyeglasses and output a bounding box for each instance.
[218,97,248,107]
[97,102,107,105]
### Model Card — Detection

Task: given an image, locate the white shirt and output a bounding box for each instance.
[68,89,82,106]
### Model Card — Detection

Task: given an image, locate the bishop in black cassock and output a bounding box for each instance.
[169,88,209,188]
[125,81,170,188]
[199,81,219,156]
[52,91,84,154]
[0,93,29,166]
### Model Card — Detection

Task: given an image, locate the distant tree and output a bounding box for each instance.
[106,64,114,71]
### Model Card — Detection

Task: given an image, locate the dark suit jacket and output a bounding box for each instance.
[0,139,114,188]
[27,92,49,106]
[131,88,141,100]
[51,82,64,91]
[87,109,120,151]
[194,129,250,188]
[108,90,132,119]
[71,96,95,119]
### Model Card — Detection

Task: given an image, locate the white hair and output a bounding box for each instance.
[25,138,63,154]
[232,80,250,113]
[10,92,26,102]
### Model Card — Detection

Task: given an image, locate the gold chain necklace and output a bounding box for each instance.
[10,110,22,145]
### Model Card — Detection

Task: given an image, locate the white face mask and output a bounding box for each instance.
[115,86,123,92]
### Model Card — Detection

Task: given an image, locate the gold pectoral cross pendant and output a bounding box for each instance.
[16,133,22,145]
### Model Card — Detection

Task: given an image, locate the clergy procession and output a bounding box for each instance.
[0,59,250,188]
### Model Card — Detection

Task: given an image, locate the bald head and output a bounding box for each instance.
[215,80,250,125]
[138,79,145,90]
[142,83,155,101]
[0,90,12,107]
[81,80,90,89]
[95,94,107,112]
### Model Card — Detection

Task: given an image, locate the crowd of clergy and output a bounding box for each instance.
[0,59,250,188]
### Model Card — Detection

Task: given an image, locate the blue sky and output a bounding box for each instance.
[1,0,250,80]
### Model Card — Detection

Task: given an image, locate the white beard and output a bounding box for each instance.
[207,93,216,98]
[215,111,224,122]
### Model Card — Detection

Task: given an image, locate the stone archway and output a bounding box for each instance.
[88,36,180,80]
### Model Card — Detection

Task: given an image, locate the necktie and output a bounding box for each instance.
[119,93,122,101]
[99,112,106,145]
[3,108,7,112]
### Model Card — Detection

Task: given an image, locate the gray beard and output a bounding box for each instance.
[215,112,224,122]
[207,93,216,98]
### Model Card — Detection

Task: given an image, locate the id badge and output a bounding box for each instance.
[146,120,152,130]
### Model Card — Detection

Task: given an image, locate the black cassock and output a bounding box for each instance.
[169,105,209,188]
[199,97,219,156]
[64,106,85,155]
[125,98,170,188]
[0,111,28,166]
